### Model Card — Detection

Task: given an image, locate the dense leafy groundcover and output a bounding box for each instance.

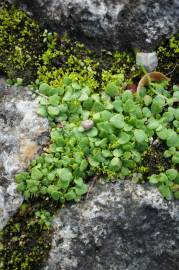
[16,77,179,201]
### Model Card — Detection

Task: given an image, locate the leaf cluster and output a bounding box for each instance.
[16,78,179,201]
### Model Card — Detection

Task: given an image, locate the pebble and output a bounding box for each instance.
[81,119,94,130]
[136,52,158,72]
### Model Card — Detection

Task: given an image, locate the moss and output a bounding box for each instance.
[0,2,178,87]
[37,31,99,89]
[137,143,171,182]
[37,32,141,92]
[157,35,179,84]
[0,199,59,270]
[0,1,45,83]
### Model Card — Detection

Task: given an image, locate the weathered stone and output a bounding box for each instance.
[43,180,179,270]
[0,78,49,229]
[7,0,179,51]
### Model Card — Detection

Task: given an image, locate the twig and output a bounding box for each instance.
[85,175,98,200]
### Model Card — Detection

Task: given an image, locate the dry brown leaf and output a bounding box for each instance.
[137,72,170,94]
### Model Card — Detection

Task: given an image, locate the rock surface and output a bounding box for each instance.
[8,0,179,51]
[0,78,49,229]
[43,180,179,270]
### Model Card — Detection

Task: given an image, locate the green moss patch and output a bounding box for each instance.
[0,199,59,270]
[157,35,179,84]
[0,1,45,83]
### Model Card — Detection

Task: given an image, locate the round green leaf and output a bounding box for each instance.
[134,129,147,143]
[110,114,124,129]
[48,106,60,116]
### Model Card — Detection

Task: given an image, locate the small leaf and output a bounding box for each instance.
[16,182,26,192]
[113,99,123,112]
[147,119,159,130]
[149,175,158,184]
[172,152,179,164]
[48,185,60,201]
[48,106,60,116]
[159,185,172,200]
[144,95,152,106]
[122,90,133,102]
[75,184,88,196]
[102,150,112,158]
[142,107,151,118]
[92,102,105,112]
[157,128,168,140]
[51,191,60,201]
[80,160,88,172]
[64,77,72,85]
[39,83,50,95]
[65,190,76,201]
[47,172,55,181]
[110,114,124,129]
[57,178,70,189]
[118,132,131,145]
[134,129,147,143]
[48,95,60,106]
[37,106,48,117]
[167,133,179,147]
[31,168,43,180]
[15,172,29,183]
[174,191,179,199]
[166,169,178,181]
[174,108,179,120]
[56,168,73,182]
[86,127,98,137]
[105,82,118,97]
[110,157,122,171]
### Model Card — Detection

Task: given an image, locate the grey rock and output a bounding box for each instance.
[43,180,179,270]
[136,52,158,72]
[0,78,49,229]
[7,0,179,51]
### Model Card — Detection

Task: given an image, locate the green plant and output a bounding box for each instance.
[16,77,179,202]
[149,169,179,199]
[35,210,53,229]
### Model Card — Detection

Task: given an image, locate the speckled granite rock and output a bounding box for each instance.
[43,180,179,270]
[7,0,179,51]
[0,78,49,229]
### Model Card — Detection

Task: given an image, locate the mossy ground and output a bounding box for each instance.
[0,199,60,270]
[0,2,178,270]
[0,1,45,83]
[157,35,179,84]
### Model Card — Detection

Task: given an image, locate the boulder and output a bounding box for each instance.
[0,78,49,229]
[7,0,179,51]
[43,180,179,270]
